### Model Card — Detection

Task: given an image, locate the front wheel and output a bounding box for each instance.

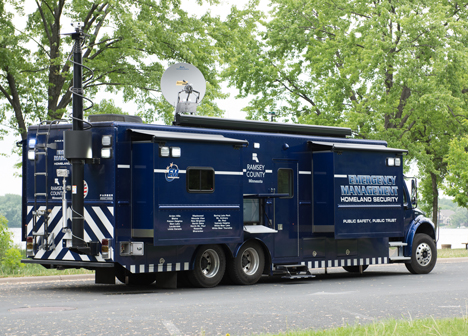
[188,245,226,288]
[227,241,265,285]
[405,233,437,274]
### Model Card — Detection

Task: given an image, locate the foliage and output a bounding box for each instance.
[450,208,468,228]
[223,0,468,226]
[438,198,458,211]
[260,317,468,336]
[1,247,23,273]
[0,214,12,260]
[0,193,21,228]
[445,136,468,208]
[0,0,233,143]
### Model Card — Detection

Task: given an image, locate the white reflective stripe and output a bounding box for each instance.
[117,164,130,169]
[130,265,136,273]
[265,170,273,173]
[243,169,247,172]
[299,171,312,175]
[321,261,325,268]
[176,263,181,271]
[62,251,74,261]
[308,261,312,268]
[28,206,45,235]
[214,171,243,175]
[347,259,352,266]
[384,257,388,263]
[167,263,172,272]
[108,206,114,216]
[184,262,189,270]
[35,250,45,259]
[158,265,163,272]
[140,265,145,273]
[366,258,370,265]
[334,174,347,178]
[149,264,154,272]
[92,206,114,238]
[84,208,105,242]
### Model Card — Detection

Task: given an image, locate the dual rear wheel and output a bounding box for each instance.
[188,241,265,288]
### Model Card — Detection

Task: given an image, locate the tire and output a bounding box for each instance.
[188,245,226,288]
[227,241,265,285]
[405,233,437,274]
[343,265,368,273]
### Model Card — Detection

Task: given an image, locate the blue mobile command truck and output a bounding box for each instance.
[22,113,437,287]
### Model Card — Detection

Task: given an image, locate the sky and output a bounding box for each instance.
[0,0,268,196]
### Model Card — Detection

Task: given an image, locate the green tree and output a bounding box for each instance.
[0,214,13,260]
[450,208,468,228]
[0,194,21,228]
[223,0,468,227]
[0,0,230,143]
[444,135,468,208]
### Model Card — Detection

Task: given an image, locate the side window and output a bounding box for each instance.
[278,168,293,198]
[187,167,215,193]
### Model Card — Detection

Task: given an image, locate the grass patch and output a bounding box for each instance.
[437,248,468,258]
[0,262,94,278]
[261,317,468,335]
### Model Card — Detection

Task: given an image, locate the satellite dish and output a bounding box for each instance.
[161,63,206,108]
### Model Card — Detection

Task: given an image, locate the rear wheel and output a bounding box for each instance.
[343,265,368,273]
[228,241,265,285]
[406,233,437,274]
[188,245,226,288]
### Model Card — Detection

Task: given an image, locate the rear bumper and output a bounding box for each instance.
[22,259,115,269]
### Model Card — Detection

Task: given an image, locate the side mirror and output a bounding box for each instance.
[411,178,417,207]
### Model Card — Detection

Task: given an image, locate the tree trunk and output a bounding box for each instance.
[430,172,439,230]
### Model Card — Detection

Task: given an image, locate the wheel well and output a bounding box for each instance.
[416,222,436,240]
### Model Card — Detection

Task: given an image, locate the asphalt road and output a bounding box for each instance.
[1,259,468,335]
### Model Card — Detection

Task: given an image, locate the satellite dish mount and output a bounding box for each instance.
[161,63,206,118]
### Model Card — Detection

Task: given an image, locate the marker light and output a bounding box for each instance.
[171,147,181,158]
[28,150,35,161]
[395,158,401,166]
[160,147,170,157]
[28,138,36,149]
[101,238,112,259]
[102,135,112,146]
[26,236,34,256]
[387,158,395,166]
[101,148,112,159]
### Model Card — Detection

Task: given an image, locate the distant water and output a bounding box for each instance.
[10,227,468,250]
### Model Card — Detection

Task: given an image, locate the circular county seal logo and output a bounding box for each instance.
[165,163,179,182]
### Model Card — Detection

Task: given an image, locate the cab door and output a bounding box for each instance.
[273,160,299,258]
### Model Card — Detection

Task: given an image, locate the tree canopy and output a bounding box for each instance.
[223,0,468,224]
[0,0,230,139]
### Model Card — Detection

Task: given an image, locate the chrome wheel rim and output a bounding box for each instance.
[200,249,220,278]
[241,247,260,276]
[415,242,432,266]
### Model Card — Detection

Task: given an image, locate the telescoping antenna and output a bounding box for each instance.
[61,22,96,254]
[160,63,206,118]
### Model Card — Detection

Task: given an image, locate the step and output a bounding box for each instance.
[281,274,316,280]
[34,193,47,197]
[276,264,308,269]
[34,172,47,176]
[389,242,407,247]
[389,256,411,261]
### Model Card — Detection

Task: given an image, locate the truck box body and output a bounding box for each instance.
[22,115,436,286]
